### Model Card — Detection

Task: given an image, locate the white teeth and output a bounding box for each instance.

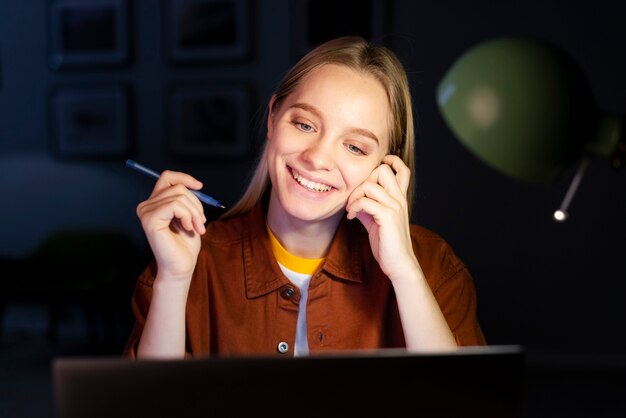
[291,169,331,192]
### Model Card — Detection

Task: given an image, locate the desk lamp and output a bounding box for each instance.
[436,37,624,222]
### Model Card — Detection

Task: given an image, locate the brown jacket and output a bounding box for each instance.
[124,203,486,357]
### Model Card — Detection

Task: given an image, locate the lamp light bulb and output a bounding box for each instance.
[553,210,568,222]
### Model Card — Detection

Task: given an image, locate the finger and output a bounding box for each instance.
[346,183,404,222]
[382,155,411,195]
[138,197,191,231]
[348,164,404,209]
[371,163,404,198]
[140,186,206,223]
[169,199,206,234]
[346,196,388,221]
[149,183,205,215]
[164,198,206,235]
[155,192,206,229]
[138,194,206,235]
[167,184,205,214]
[347,180,394,211]
[151,170,204,197]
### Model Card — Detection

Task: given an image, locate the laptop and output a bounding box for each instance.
[53,345,525,418]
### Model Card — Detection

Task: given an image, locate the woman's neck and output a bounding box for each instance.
[266,199,341,259]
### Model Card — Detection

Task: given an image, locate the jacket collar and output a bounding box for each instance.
[243,203,364,299]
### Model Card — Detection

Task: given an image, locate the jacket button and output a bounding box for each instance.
[277,341,289,354]
[281,286,296,299]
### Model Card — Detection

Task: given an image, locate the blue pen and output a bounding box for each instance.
[126,159,225,208]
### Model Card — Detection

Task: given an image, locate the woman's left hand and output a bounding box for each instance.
[345,155,417,281]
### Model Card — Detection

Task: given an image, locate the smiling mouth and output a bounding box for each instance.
[290,168,332,192]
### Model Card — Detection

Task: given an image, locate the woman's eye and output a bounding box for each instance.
[293,121,314,132]
[347,144,365,155]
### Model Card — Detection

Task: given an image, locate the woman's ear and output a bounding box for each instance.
[267,95,277,138]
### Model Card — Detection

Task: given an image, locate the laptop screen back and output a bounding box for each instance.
[53,345,525,418]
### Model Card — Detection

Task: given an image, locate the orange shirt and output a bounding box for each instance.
[123,203,486,358]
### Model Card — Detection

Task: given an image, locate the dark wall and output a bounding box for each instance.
[0,0,294,257]
[1,0,624,362]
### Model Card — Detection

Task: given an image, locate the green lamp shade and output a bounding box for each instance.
[437,37,599,184]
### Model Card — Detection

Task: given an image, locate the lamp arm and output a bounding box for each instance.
[553,114,624,223]
[553,157,591,223]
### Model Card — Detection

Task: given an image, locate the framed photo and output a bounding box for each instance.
[166,0,251,63]
[48,0,130,70]
[168,84,252,159]
[51,86,130,158]
[290,0,388,59]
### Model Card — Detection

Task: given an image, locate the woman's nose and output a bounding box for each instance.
[302,137,335,170]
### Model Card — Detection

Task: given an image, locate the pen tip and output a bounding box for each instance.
[219,205,225,209]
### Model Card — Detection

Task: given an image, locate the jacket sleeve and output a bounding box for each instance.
[410,225,487,346]
[433,265,487,346]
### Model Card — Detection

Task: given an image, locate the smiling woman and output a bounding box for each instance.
[123,36,486,360]
[265,64,390,232]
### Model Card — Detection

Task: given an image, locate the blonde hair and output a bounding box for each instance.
[222,36,415,219]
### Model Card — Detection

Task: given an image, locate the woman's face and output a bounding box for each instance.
[266,63,391,226]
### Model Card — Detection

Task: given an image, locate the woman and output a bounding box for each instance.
[124,36,486,359]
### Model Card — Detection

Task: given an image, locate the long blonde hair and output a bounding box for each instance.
[221,36,415,219]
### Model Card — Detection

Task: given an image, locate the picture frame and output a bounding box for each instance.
[165,0,251,64]
[48,0,130,70]
[168,83,252,159]
[51,86,130,158]
[290,0,388,59]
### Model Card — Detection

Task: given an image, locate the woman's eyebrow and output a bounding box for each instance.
[289,102,379,144]
[290,102,323,120]
[349,128,379,144]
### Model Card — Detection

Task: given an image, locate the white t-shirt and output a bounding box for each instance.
[266,224,323,357]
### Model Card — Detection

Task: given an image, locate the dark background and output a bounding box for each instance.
[1,1,624,417]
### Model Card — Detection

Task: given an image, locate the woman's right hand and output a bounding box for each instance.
[136,170,206,283]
